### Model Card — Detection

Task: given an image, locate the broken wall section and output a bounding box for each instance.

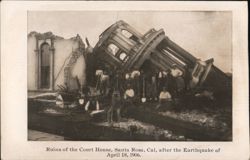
[28,32,86,93]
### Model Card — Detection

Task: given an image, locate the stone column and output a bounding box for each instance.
[35,38,41,90]
[50,38,55,90]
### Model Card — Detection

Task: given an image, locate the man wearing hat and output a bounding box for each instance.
[170,64,183,99]
[171,64,183,77]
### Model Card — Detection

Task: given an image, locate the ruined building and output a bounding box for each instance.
[28,32,86,93]
[93,20,231,93]
[28,21,231,96]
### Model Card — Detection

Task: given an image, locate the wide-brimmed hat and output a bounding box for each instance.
[172,64,177,67]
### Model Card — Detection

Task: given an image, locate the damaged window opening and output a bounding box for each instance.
[121,29,133,38]
[40,43,50,89]
[121,29,140,43]
[107,43,119,56]
[107,43,128,63]
[119,52,128,62]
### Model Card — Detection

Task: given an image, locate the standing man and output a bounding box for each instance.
[156,87,172,110]
[123,83,135,106]
[158,70,168,94]
[171,64,183,77]
[107,90,122,123]
[183,65,191,91]
[100,70,110,95]
[150,74,158,101]
[170,64,183,98]
[84,89,100,112]
[131,70,140,98]
[166,68,175,99]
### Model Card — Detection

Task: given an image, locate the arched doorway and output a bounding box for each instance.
[40,43,50,89]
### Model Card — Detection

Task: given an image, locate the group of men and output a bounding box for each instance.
[78,64,191,124]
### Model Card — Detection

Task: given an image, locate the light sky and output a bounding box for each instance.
[28,11,232,73]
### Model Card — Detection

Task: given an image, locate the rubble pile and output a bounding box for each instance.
[95,118,190,141]
[159,109,229,132]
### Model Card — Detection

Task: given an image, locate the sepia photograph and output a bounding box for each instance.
[27,11,232,141]
[1,1,249,160]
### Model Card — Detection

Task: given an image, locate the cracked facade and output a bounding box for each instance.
[28,32,86,92]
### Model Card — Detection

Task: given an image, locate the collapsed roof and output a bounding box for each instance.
[93,20,231,92]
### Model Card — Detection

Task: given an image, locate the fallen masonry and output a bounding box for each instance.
[28,20,232,141]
